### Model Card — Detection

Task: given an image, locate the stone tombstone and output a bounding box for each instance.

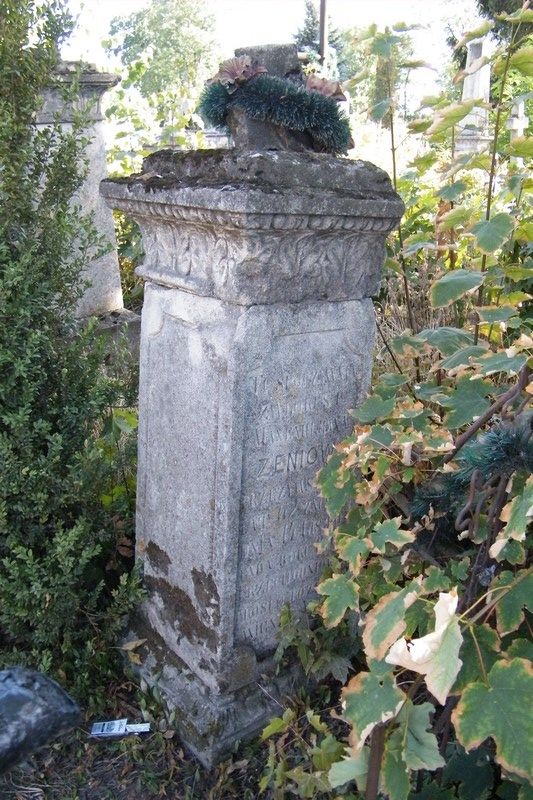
[100,47,403,766]
[456,38,492,154]
[37,62,124,318]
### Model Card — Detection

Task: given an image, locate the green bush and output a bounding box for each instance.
[0,0,142,701]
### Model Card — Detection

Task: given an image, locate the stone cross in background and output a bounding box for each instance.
[456,38,492,154]
[101,43,404,766]
[37,63,125,319]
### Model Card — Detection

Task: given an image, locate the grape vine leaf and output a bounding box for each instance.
[440,344,488,371]
[455,20,493,49]
[453,623,501,693]
[310,735,344,771]
[507,136,533,158]
[437,180,468,201]
[286,766,330,796]
[337,535,369,571]
[328,749,369,790]
[427,99,488,136]
[490,569,533,636]
[508,45,533,77]
[382,729,410,800]
[492,539,526,565]
[506,638,533,661]
[397,700,445,771]
[366,517,415,553]
[317,452,356,518]
[370,97,392,121]
[423,566,452,593]
[471,213,515,253]
[478,305,518,324]
[518,784,533,800]
[439,376,491,429]
[490,477,533,560]
[477,350,528,376]
[342,671,404,751]
[362,578,423,660]
[317,573,359,628]
[437,205,474,230]
[453,658,533,781]
[386,590,463,704]
[497,8,533,23]
[352,394,395,423]
[431,270,484,308]
[414,326,474,356]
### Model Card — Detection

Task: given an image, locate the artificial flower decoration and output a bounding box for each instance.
[306,74,347,101]
[210,55,268,93]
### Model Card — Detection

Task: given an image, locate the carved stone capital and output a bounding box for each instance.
[101,148,404,305]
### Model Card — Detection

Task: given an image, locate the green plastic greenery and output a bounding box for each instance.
[0,0,143,701]
[199,73,353,155]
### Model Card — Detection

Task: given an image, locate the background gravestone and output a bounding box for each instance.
[101,47,403,765]
[37,62,125,319]
[456,39,491,154]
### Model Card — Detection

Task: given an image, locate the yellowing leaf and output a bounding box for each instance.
[120,638,147,651]
[366,518,415,553]
[385,590,463,704]
[490,476,533,560]
[490,569,533,636]
[317,573,359,628]
[328,749,369,791]
[454,20,493,50]
[427,99,488,136]
[363,579,423,660]
[507,136,533,159]
[343,671,404,751]
[453,658,533,781]
[509,45,533,77]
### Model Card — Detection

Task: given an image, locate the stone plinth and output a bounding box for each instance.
[37,63,124,318]
[101,148,403,765]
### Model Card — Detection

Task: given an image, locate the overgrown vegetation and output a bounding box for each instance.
[104,0,216,171]
[0,0,142,701]
[1,2,531,798]
[259,9,533,799]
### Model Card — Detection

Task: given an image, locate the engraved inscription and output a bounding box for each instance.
[235,328,365,653]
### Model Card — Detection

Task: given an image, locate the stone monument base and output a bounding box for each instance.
[130,621,303,767]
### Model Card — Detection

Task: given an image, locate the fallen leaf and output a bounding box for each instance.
[121,638,147,651]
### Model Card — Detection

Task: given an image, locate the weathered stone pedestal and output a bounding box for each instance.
[37,63,125,318]
[101,147,403,765]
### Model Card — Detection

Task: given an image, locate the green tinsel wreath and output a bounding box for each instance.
[411,414,533,553]
[199,74,352,155]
